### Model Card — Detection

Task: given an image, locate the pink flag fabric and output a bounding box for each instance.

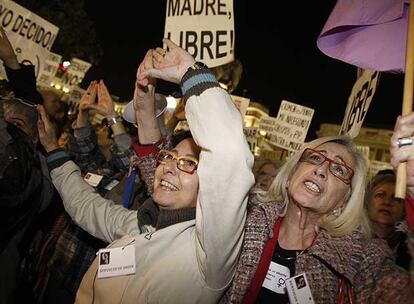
[317,0,409,73]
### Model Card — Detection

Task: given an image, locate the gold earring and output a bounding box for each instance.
[332,208,342,217]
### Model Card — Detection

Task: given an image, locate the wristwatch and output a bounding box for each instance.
[189,61,208,71]
[106,117,118,128]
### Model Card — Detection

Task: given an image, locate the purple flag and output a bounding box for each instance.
[317,0,409,72]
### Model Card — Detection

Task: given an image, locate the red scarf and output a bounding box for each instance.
[242,218,281,304]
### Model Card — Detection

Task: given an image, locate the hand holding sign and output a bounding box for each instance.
[0,27,19,69]
[140,38,195,85]
[390,112,414,197]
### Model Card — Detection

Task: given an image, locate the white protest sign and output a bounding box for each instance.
[243,127,258,154]
[55,57,91,91]
[0,0,59,79]
[340,70,380,138]
[231,94,249,120]
[164,0,234,67]
[259,100,314,152]
[37,51,61,86]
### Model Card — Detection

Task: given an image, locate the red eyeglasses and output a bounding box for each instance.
[299,148,354,184]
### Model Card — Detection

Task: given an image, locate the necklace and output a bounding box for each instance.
[275,248,306,261]
[275,234,318,261]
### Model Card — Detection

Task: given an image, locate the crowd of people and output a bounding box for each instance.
[1,27,414,304]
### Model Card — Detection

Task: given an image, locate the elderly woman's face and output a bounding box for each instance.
[288,142,354,214]
[367,182,403,226]
[153,138,200,210]
[255,163,278,191]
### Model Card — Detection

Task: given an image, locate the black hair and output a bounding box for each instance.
[171,130,193,147]
[0,79,13,96]
[376,169,395,176]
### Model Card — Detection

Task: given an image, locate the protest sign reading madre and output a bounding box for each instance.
[243,127,259,154]
[165,0,234,67]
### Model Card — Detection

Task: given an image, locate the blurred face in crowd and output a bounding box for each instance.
[367,181,403,227]
[153,138,200,210]
[2,100,38,142]
[255,162,278,191]
[287,142,354,215]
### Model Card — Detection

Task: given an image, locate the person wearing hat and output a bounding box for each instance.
[36,39,254,303]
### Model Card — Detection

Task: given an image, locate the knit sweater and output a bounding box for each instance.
[221,193,414,304]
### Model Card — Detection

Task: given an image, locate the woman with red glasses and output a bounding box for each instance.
[222,135,414,303]
[36,39,254,304]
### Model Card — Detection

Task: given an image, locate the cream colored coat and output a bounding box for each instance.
[50,87,255,303]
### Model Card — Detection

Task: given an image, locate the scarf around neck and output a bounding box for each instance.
[137,197,196,230]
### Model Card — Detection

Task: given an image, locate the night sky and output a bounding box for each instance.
[83,1,404,140]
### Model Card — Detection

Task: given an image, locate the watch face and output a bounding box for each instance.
[193,62,208,70]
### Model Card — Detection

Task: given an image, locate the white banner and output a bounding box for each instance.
[0,0,59,79]
[164,0,234,67]
[340,69,380,138]
[243,127,258,154]
[55,57,91,91]
[259,100,314,152]
[37,51,61,86]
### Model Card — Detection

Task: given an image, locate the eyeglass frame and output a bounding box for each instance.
[299,148,354,185]
[157,149,199,174]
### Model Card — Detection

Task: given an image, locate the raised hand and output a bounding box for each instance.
[90,80,116,120]
[0,27,19,69]
[133,49,161,144]
[37,104,59,152]
[134,50,156,113]
[78,81,98,111]
[77,80,98,127]
[138,38,195,85]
